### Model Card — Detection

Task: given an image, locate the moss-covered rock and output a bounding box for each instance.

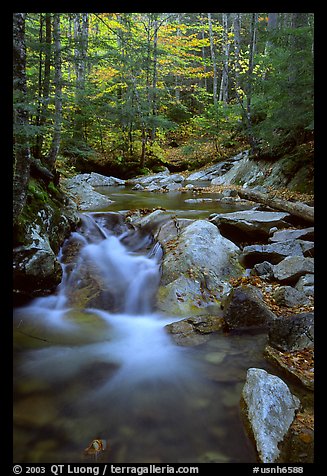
[13,178,80,303]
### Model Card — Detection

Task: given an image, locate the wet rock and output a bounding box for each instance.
[222,285,277,330]
[272,256,314,284]
[241,368,300,463]
[210,210,291,243]
[160,220,241,286]
[157,274,223,316]
[295,274,314,297]
[154,218,194,246]
[272,286,310,307]
[268,312,314,352]
[165,315,224,346]
[269,227,314,243]
[157,220,243,316]
[13,199,79,300]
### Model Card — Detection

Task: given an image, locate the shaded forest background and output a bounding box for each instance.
[13,12,314,224]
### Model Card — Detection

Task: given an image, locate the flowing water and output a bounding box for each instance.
[13,188,272,463]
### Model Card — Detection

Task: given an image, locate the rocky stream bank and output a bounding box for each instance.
[13,149,314,463]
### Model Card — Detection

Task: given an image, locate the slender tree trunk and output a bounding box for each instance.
[246,13,258,123]
[74,13,89,142]
[208,13,218,106]
[151,18,158,141]
[34,13,51,160]
[13,13,31,224]
[219,13,229,103]
[48,13,62,169]
[233,13,241,93]
[200,16,208,92]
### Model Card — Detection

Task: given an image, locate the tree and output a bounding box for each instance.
[219,13,230,103]
[207,13,218,106]
[13,13,31,224]
[73,13,89,143]
[48,13,62,170]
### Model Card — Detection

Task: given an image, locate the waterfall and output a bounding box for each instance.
[14,212,193,389]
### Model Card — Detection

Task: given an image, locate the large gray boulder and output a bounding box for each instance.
[210,210,291,243]
[241,368,300,463]
[156,220,243,316]
[222,285,277,330]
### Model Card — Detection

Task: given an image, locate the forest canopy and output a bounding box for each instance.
[13,12,314,219]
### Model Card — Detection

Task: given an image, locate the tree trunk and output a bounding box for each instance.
[233,13,241,93]
[13,13,31,224]
[34,13,51,160]
[151,17,158,141]
[208,13,218,106]
[74,13,89,142]
[237,188,314,224]
[48,13,62,169]
[219,13,229,103]
[246,13,258,123]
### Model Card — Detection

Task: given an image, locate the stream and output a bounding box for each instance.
[13,187,273,464]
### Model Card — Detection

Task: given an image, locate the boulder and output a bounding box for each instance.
[268,312,314,352]
[222,285,277,330]
[272,286,310,307]
[241,368,301,463]
[241,240,312,267]
[13,199,80,300]
[272,256,314,284]
[157,220,243,316]
[269,227,314,243]
[210,210,291,243]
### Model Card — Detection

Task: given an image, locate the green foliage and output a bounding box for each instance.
[16,12,314,179]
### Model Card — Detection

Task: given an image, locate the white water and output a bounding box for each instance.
[15,213,194,391]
